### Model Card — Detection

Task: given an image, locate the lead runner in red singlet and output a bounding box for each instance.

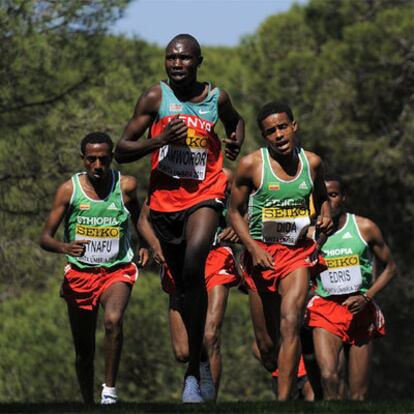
[115,34,244,403]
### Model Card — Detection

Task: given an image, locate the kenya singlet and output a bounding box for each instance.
[64,171,133,268]
[248,147,313,246]
[314,213,373,297]
[148,81,227,212]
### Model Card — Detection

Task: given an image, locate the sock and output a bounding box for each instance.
[102,383,117,398]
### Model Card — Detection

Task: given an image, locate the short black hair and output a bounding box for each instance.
[166,33,201,57]
[256,101,294,129]
[80,132,113,155]
[325,174,347,193]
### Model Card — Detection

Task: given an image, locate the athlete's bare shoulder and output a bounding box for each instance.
[120,175,138,194]
[55,179,74,205]
[354,214,382,243]
[304,150,323,169]
[135,83,162,115]
[236,150,261,177]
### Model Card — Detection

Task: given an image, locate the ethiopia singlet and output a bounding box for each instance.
[314,213,373,297]
[148,81,227,212]
[64,171,133,268]
[248,147,313,246]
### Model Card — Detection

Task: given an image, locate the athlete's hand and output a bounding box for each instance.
[223,132,241,161]
[151,244,166,265]
[62,240,89,256]
[316,215,334,236]
[251,243,274,270]
[218,227,240,243]
[342,295,368,314]
[307,248,321,266]
[160,114,188,145]
[137,247,150,267]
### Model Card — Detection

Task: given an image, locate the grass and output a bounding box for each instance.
[1,400,414,414]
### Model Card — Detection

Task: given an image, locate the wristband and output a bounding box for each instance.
[361,293,372,303]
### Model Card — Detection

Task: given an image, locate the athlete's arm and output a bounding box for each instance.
[121,175,149,267]
[114,84,188,163]
[228,154,274,269]
[343,217,398,313]
[39,180,89,256]
[358,217,398,299]
[137,201,165,265]
[218,226,240,243]
[308,152,333,235]
[218,89,245,161]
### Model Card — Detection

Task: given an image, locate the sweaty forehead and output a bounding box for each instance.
[166,39,200,56]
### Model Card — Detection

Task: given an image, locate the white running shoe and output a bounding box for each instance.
[199,361,215,401]
[182,375,204,403]
[101,383,118,405]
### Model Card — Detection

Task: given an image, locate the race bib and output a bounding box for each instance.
[157,129,208,180]
[320,255,362,294]
[75,224,120,264]
[261,207,310,246]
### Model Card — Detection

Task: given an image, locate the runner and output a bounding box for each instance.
[229,101,332,400]
[251,340,315,401]
[40,132,147,404]
[115,33,244,402]
[307,175,398,400]
[138,168,240,401]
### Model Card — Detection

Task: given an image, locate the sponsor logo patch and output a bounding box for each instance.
[262,207,309,219]
[79,204,90,210]
[76,225,120,238]
[325,255,360,268]
[169,103,182,112]
[107,202,118,211]
[268,183,280,191]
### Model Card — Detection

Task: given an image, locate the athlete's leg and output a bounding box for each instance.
[249,290,280,373]
[168,294,189,363]
[338,346,348,399]
[67,304,98,403]
[182,207,220,379]
[301,377,315,401]
[204,284,230,397]
[100,282,132,387]
[301,326,323,400]
[312,327,344,400]
[348,341,372,400]
[277,267,309,401]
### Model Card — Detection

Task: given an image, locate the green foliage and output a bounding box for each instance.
[0,275,271,402]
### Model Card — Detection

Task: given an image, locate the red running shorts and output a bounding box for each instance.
[61,262,138,311]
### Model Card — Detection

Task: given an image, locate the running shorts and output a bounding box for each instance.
[61,262,138,311]
[160,245,240,294]
[306,294,386,345]
[150,198,224,244]
[243,239,326,293]
[272,354,308,378]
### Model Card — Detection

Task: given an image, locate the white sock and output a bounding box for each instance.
[102,383,117,397]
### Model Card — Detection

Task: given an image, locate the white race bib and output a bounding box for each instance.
[320,255,362,294]
[158,144,208,180]
[261,207,310,246]
[75,224,120,264]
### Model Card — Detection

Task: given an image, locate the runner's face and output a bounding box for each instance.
[165,40,200,86]
[82,143,112,182]
[326,180,345,218]
[261,112,297,156]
